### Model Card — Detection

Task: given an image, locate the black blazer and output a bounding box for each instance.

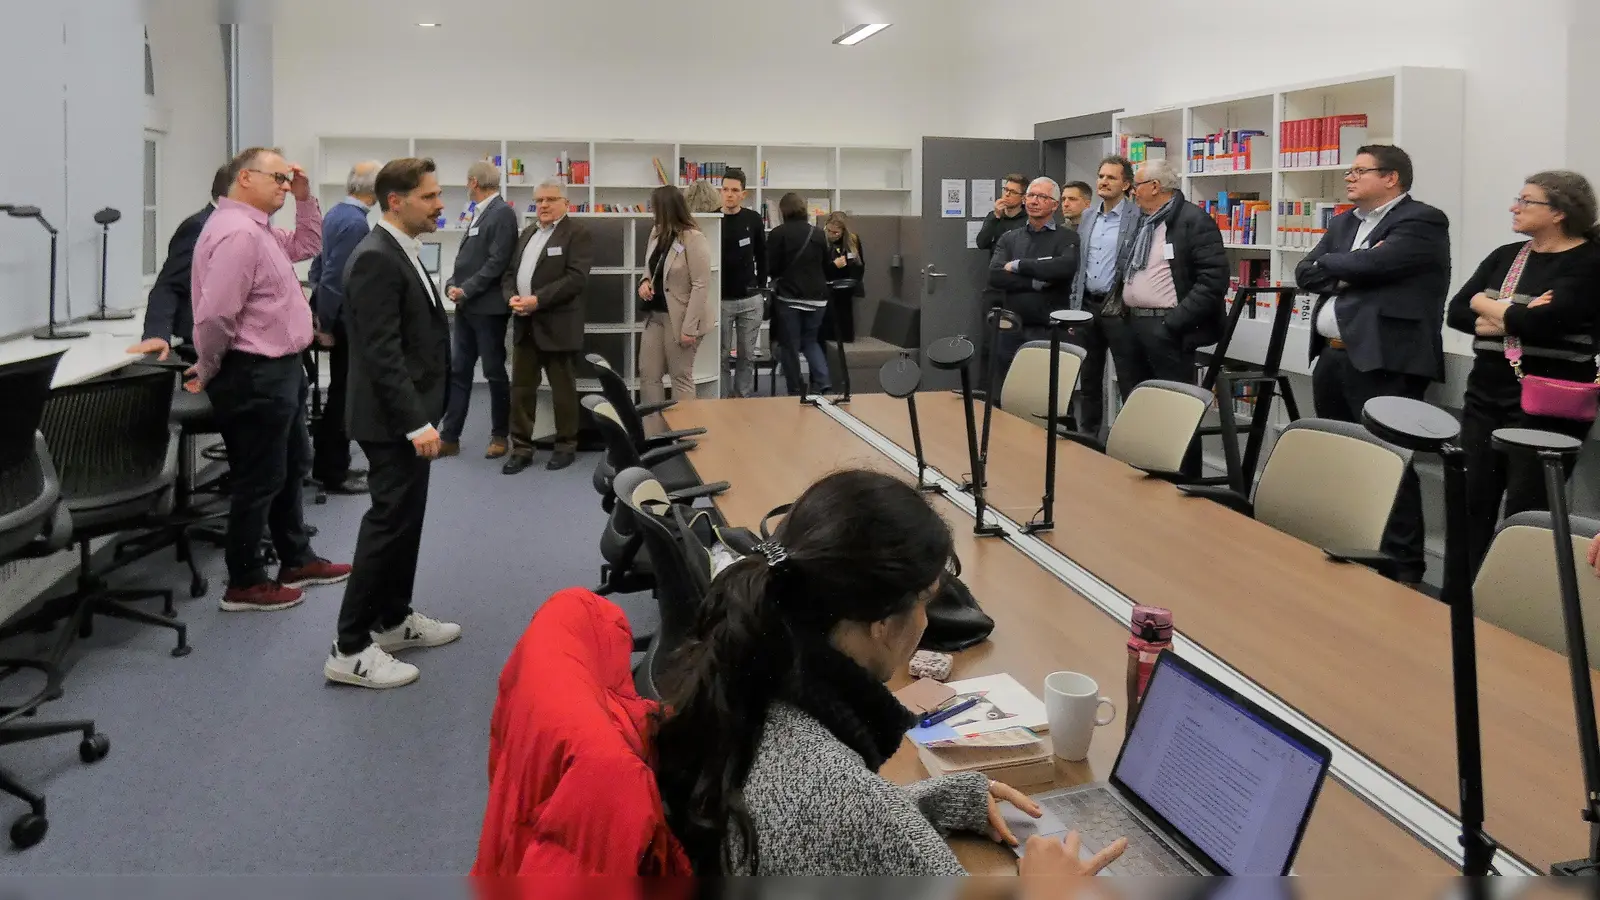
[342,226,453,443]
[1295,196,1451,380]
[447,195,519,316]
[1147,196,1230,351]
[501,216,593,353]
[142,204,213,348]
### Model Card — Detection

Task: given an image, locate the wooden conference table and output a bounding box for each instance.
[664,397,1453,876]
[838,390,1598,874]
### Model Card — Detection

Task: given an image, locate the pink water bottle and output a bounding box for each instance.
[1125,605,1173,735]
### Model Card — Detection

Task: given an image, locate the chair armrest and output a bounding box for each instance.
[667,481,730,504]
[640,443,692,467]
[1323,548,1402,579]
[636,400,677,417]
[1139,468,1206,487]
[1053,426,1105,453]
[645,427,707,447]
[1178,484,1255,517]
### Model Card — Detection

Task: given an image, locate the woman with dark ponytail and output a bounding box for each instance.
[651,469,1125,876]
[1447,170,1600,570]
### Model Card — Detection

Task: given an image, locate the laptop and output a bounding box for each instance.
[419,242,442,275]
[1004,650,1331,876]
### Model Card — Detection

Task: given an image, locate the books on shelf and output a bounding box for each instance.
[1186,131,1270,174]
[1195,191,1269,246]
[1116,134,1167,163]
[1275,196,1354,248]
[680,158,731,185]
[505,153,589,186]
[759,160,768,187]
[1279,115,1368,169]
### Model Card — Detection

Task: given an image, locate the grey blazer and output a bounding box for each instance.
[730,703,991,875]
[447,195,519,316]
[1070,196,1140,310]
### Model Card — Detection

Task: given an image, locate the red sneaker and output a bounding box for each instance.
[279,558,353,589]
[219,581,304,612]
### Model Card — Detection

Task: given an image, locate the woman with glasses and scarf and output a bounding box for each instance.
[1446,170,1600,571]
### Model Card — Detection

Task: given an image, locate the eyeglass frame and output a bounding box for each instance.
[1511,196,1556,210]
[1024,191,1058,203]
[1344,166,1394,180]
[246,168,294,187]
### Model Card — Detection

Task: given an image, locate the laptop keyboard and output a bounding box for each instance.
[1037,788,1201,876]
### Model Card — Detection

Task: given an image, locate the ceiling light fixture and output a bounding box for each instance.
[417,22,441,27]
[833,23,890,45]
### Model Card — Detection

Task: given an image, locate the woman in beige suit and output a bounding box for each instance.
[637,185,714,407]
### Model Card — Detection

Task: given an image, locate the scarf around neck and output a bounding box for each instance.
[1125,191,1183,279]
[782,638,913,772]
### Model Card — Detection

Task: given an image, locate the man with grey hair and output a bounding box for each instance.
[308,159,380,494]
[988,176,1079,379]
[1102,158,1227,472]
[440,159,519,458]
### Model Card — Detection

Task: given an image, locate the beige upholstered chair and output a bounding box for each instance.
[1001,340,1087,430]
[1475,511,1600,656]
[1063,380,1212,476]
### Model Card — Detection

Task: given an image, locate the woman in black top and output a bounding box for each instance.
[1445,170,1600,569]
[822,212,865,343]
[767,193,833,394]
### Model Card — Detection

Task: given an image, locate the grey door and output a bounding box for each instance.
[919,136,1036,389]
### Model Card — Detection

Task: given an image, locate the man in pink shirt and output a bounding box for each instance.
[190,146,352,611]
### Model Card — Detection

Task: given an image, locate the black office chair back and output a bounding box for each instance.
[614,466,704,700]
[0,352,64,475]
[40,367,176,501]
[586,353,650,450]
[0,354,67,557]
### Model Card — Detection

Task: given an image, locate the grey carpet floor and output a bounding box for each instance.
[0,386,649,872]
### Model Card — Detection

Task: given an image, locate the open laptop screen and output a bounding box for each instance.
[1111,653,1330,875]
[419,242,442,275]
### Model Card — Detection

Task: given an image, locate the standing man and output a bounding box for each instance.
[719,167,767,398]
[502,179,593,474]
[1295,144,1450,586]
[440,161,518,458]
[307,160,379,495]
[1060,181,1093,231]
[1069,156,1138,437]
[189,147,350,611]
[975,173,1031,251]
[988,177,1079,380]
[127,164,230,362]
[326,157,459,690]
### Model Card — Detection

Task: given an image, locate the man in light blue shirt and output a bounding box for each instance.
[1068,156,1138,436]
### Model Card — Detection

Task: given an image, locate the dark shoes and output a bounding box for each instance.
[546,451,576,471]
[323,476,369,495]
[502,454,534,475]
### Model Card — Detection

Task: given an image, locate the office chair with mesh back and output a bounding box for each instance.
[587,353,706,448]
[1180,418,1411,577]
[11,367,192,657]
[583,388,723,512]
[1051,380,1213,480]
[1474,512,1600,655]
[613,466,706,702]
[999,339,1087,429]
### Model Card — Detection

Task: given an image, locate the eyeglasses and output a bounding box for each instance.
[1001,187,1025,197]
[1344,166,1393,179]
[1133,179,1158,189]
[533,196,565,203]
[1024,192,1056,202]
[247,168,293,187]
[1512,196,1555,209]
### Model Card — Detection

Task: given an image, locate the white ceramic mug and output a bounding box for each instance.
[1044,671,1117,762]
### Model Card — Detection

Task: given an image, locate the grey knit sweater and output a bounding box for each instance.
[729,702,992,875]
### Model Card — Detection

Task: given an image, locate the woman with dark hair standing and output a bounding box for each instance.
[767,192,833,394]
[1447,170,1600,569]
[822,211,865,343]
[651,468,1126,876]
[638,185,714,409]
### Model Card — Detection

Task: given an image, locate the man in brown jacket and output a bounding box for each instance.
[502,179,593,473]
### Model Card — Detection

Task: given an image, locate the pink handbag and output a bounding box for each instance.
[1498,244,1600,422]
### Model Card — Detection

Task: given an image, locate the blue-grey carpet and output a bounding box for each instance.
[0,386,643,872]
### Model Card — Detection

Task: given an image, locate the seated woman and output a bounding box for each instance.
[1446,170,1600,570]
[651,468,1126,875]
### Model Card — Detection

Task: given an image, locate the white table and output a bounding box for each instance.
[0,307,151,387]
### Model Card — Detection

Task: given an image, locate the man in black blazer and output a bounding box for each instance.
[126,165,229,362]
[1295,144,1451,585]
[439,161,519,459]
[325,158,460,690]
[501,179,593,474]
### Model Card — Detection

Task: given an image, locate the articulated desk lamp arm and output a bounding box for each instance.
[8,205,87,341]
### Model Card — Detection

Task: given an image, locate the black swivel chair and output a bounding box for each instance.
[613,466,709,702]
[586,354,710,505]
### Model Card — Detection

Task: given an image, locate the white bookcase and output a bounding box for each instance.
[1111,66,1466,376]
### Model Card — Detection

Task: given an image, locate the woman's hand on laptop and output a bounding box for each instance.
[1018,830,1128,877]
[985,780,1040,846]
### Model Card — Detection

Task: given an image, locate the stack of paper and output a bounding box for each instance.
[907,673,1048,746]
[917,727,1055,788]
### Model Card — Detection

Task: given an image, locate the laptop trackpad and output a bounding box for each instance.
[999,801,1104,871]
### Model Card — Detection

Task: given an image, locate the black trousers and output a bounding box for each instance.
[206,352,315,588]
[1104,313,1201,475]
[440,310,511,443]
[1072,294,1113,437]
[1311,347,1431,581]
[311,320,353,485]
[335,440,431,653]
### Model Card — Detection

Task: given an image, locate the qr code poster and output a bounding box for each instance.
[940,179,966,218]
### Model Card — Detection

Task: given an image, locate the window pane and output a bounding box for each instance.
[143,209,158,276]
[143,140,156,205]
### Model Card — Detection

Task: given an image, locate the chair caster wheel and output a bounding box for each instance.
[314,494,328,505]
[171,643,192,658]
[78,733,110,763]
[190,577,209,598]
[10,813,46,849]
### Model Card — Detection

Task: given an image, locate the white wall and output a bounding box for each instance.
[146,0,229,274]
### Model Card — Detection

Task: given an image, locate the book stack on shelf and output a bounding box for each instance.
[649,158,673,186]
[1115,134,1168,162]
[1275,197,1354,248]
[1186,131,1271,173]
[679,158,730,184]
[1196,192,1270,245]
[1279,115,1368,168]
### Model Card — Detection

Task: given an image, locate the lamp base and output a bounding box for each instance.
[86,308,135,321]
[33,325,89,340]
[1021,520,1054,535]
[1551,858,1600,876]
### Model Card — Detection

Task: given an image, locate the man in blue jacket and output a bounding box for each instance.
[440,161,519,458]
[308,160,380,494]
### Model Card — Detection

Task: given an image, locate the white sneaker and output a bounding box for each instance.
[324,643,419,689]
[371,612,462,653]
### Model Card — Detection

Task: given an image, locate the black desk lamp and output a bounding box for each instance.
[975,308,1023,497]
[8,205,88,340]
[879,350,941,494]
[1360,396,1497,877]
[1490,427,1600,877]
[87,207,133,321]
[1024,308,1095,535]
[928,335,1002,538]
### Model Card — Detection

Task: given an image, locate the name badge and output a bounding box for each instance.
[1163,243,1176,261]
[673,242,685,254]
[739,237,752,247]
[468,227,481,236]
[847,252,858,260]
[547,246,563,257]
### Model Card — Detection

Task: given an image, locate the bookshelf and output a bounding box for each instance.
[1110,67,1466,375]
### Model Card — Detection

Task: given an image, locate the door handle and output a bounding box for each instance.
[923,263,948,295]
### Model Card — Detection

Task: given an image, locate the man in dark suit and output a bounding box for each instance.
[325,158,459,690]
[439,160,518,459]
[502,178,593,474]
[126,164,229,362]
[1295,144,1451,586]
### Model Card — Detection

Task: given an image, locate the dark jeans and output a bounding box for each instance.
[335,440,429,654]
[509,341,580,453]
[440,311,510,442]
[1073,294,1112,436]
[1312,347,1432,582]
[311,320,352,484]
[777,304,829,394]
[206,352,315,588]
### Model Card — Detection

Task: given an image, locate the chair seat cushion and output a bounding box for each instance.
[66,488,172,537]
[841,336,905,371]
[170,389,218,431]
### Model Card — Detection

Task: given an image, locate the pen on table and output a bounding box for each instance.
[920,695,979,728]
